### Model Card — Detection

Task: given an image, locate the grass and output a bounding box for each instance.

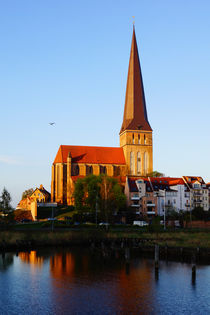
[1,226,210,249]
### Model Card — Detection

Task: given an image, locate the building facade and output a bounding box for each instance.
[51,27,153,205]
[125,176,209,217]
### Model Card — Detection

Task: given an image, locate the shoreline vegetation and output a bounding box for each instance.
[1,228,210,262]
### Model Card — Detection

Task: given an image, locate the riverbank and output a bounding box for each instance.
[1,229,210,251]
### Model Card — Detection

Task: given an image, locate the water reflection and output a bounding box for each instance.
[0,253,13,270]
[0,248,209,314]
[19,251,44,267]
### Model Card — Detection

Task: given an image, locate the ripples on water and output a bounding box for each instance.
[0,248,210,314]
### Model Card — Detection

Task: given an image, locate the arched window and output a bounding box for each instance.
[144,152,148,175]
[114,165,120,176]
[132,134,134,144]
[137,152,141,175]
[138,134,140,144]
[71,164,79,176]
[86,165,93,175]
[130,151,135,175]
[100,165,107,174]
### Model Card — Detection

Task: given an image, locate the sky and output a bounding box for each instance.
[0,0,210,207]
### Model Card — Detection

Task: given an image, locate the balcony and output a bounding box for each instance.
[131,204,140,208]
[194,192,202,196]
[147,203,156,207]
[147,211,156,215]
[193,199,202,203]
[131,196,140,201]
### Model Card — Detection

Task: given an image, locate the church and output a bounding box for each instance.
[51,27,153,205]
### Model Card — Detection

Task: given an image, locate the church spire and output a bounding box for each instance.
[120,27,152,133]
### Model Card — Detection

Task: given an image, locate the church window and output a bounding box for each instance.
[137,152,141,174]
[138,134,140,144]
[132,134,134,144]
[144,152,148,175]
[86,165,93,175]
[130,152,135,175]
[100,165,107,174]
[71,164,79,176]
[114,165,120,176]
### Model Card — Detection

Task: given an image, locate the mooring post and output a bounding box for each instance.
[125,247,130,261]
[155,244,159,270]
[192,253,196,281]
[125,247,130,275]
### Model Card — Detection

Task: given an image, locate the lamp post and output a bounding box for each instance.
[95,192,98,226]
[189,188,192,228]
[163,190,166,231]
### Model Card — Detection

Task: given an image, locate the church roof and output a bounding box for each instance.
[120,27,152,133]
[53,145,126,165]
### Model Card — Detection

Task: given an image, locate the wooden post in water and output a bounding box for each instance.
[125,247,130,261]
[155,244,159,270]
[125,247,130,275]
[192,253,196,282]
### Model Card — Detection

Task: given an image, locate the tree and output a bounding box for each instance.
[147,171,165,177]
[22,188,34,199]
[0,188,12,213]
[74,175,126,222]
[192,207,205,220]
[74,178,85,211]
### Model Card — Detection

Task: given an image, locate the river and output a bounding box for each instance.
[0,247,209,314]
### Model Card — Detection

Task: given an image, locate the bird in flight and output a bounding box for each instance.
[49,122,55,126]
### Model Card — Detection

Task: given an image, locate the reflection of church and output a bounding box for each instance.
[51,27,153,205]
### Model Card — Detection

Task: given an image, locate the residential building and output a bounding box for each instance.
[125,176,209,217]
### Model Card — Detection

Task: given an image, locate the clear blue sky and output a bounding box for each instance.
[1,0,210,207]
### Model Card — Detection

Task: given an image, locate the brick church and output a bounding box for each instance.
[51,27,153,205]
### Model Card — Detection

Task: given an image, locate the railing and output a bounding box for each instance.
[147,211,156,215]
[131,196,140,201]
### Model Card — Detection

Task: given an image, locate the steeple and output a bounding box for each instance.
[120,27,152,134]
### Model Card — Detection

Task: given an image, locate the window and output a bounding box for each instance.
[144,152,148,174]
[137,152,141,174]
[100,165,107,174]
[71,164,79,176]
[86,165,93,175]
[132,134,134,144]
[114,166,120,176]
[130,152,135,175]
[144,134,146,144]
[138,134,140,144]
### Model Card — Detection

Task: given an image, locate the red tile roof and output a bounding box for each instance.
[53,145,126,165]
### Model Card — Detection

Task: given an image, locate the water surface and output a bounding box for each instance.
[0,248,209,314]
